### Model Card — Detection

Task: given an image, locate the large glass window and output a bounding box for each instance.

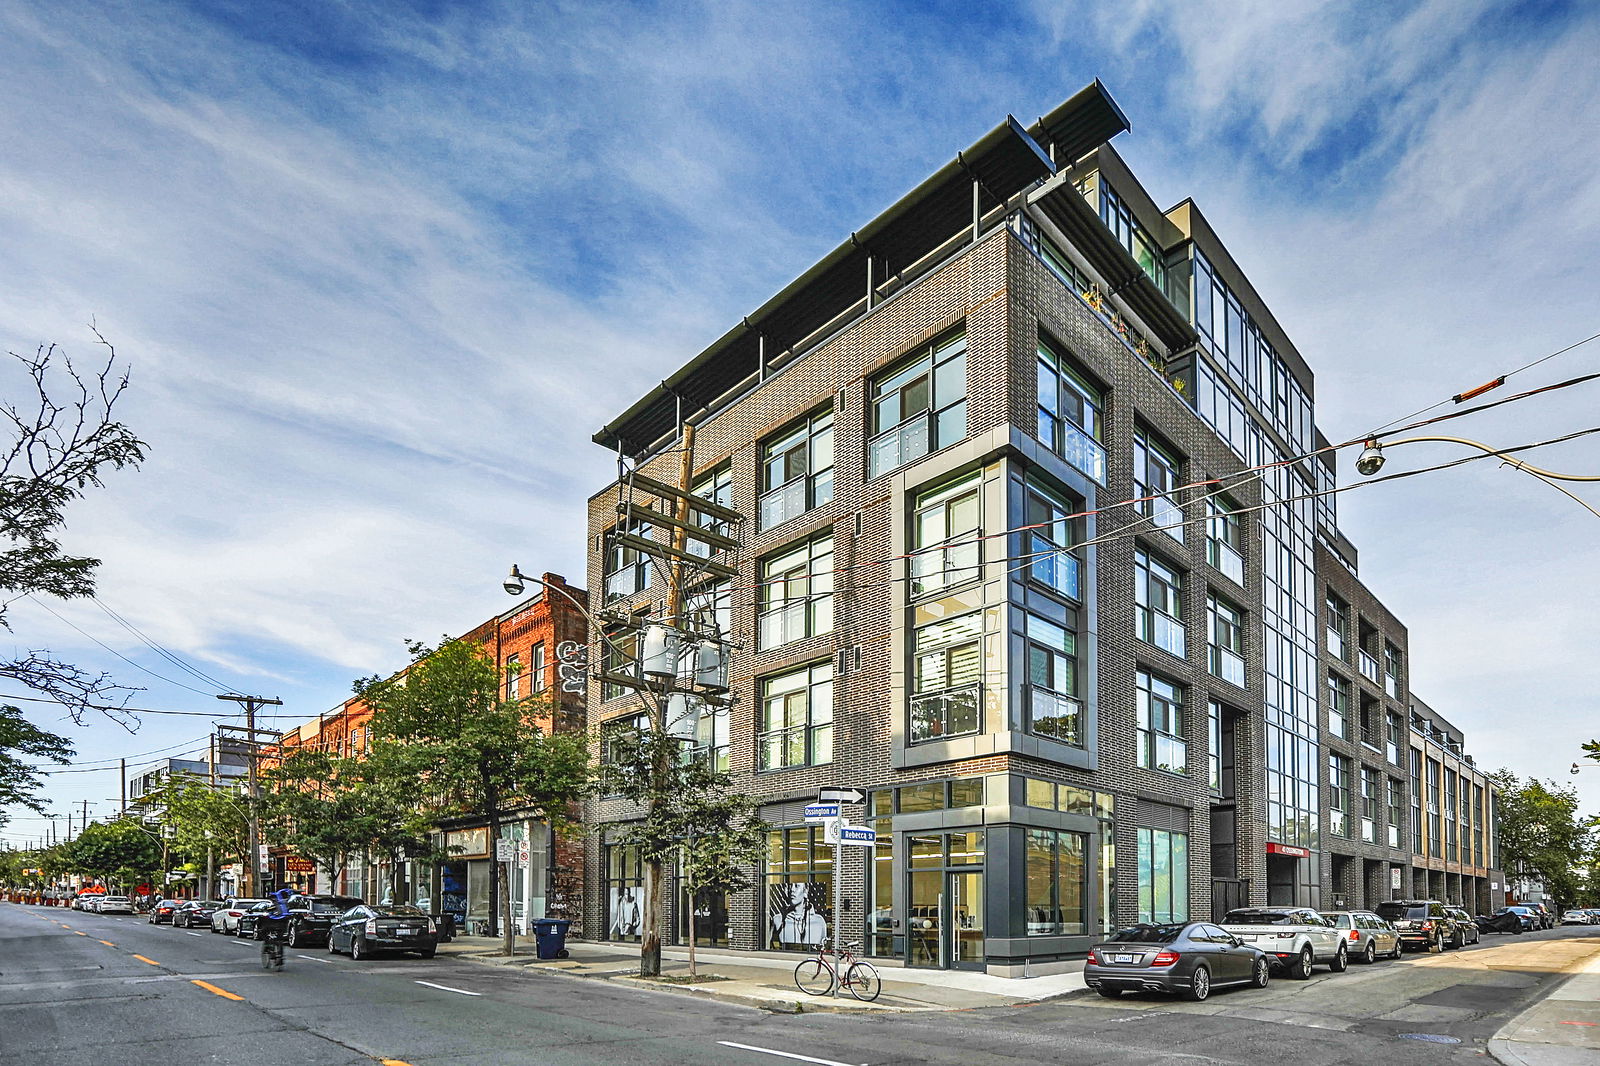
[687,703,730,773]
[1384,642,1404,700]
[1100,183,1166,290]
[910,475,980,599]
[1133,430,1184,540]
[1385,711,1402,766]
[1036,337,1107,485]
[1137,670,1186,774]
[689,462,734,559]
[1024,611,1079,745]
[868,330,967,478]
[601,624,641,702]
[504,653,521,700]
[759,535,834,649]
[605,844,644,942]
[1361,766,1381,844]
[910,609,982,743]
[765,827,832,950]
[1388,777,1405,849]
[1444,767,1458,861]
[1135,548,1185,658]
[1024,829,1087,935]
[1326,593,1350,661]
[760,409,834,529]
[1024,480,1082,601]
[603,519,653,603]
[1410,748,1424,853]
[1327,673,1351,741]
[759,662,833,771]
[1136,827,1188,924]
[530,643,547,694]
[1207,594,1245,687]
[1328,754,1351,838]
[1206,496,1245,586]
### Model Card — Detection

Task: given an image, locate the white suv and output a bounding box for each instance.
[1219,907,1349,979]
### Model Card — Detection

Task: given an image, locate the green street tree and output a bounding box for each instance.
[0,705,73,829]
[357,637,590,951]
[142,775,249,894]
[1490,769,1595,904]
[65,818,162,890]
[602,722,768,978]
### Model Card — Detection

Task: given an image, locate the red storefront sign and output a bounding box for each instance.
[1266,843,1311,859]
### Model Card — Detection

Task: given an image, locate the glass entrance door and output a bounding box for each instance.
[907,869,944,968]
[949,871,984,967]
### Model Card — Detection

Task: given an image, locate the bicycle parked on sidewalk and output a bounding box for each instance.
[794,940,881,1002]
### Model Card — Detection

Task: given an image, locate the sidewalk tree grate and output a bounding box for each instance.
[1398,1034,1461,1044]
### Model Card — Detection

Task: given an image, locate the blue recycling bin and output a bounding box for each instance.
[532,918,572,959]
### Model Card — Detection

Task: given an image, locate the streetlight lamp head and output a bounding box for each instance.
[1356,440,1385,477]
[503,564,525,597]
[1573,763,1582,775]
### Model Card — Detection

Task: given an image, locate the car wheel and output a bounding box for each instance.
[1390,939,1403,959]
[418,948,436,959]
[1251,957,1270,989]
[1186,965,1212,1002]
[351,936,365,961]
[1291,946,1314,980]
[1096,987,1122,999]
[327,934,340,954]
[1362,941,1376,965]
[287,927,301,949]
[1330,943,1349,973]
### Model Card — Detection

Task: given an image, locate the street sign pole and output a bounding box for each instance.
[833,816,843,1000]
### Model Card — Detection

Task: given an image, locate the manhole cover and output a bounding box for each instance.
[1399,1034,1461,1044]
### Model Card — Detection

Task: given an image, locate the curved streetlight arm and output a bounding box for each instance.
[1382,435,1600,482]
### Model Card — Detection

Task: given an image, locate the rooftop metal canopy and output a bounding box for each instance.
[595,83,1132,459]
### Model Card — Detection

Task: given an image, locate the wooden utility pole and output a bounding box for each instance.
[216,694,283,896]
[639,422,696,978]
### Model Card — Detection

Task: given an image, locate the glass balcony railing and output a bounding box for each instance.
[1028,685,1081,745]
[910,540,980,598]
[1057,421,1107,486]
[868,417,930,480]
[758,602,808,649]
[1209,646,1245,688]
[1384,674,1402,699]
[909,684,980,743]
[1359,651,1381,683]
[759,480,807,529]
[1028,540,1080,600]
[1210,541,1244,587]
[1143,612,1185,658]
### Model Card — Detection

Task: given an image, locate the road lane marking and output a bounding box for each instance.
[98,939,115,946]
[185,931,204,937]
[716,1042,865,1066]
[132,954,160,966]
[415,980,481,996]
[296,954,335,964]
[380,1060,415,1066]
[191,979,245,1001]
[74,931,88,936]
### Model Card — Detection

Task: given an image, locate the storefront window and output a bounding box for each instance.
[1136,828,1188,924]
[605,844,643,942]
[765,827,832,950]
[1024,828,1087,935]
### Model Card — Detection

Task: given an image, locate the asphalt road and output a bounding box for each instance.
[3,902,1596,1066]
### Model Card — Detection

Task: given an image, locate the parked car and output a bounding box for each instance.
[147,898,181,924]
[173,900,223,928]
[282,895,364,948]
[1499,906,1540,932]
[1560,909,1592,925]
[1514,901,1554,929]
[210,897,270,934]
[1375,900,1449,952]
[97,895,134,915]
[235,900,277,939]
[1219,907,1348,979]
[327,904,439,960]
[1442,906,1480,947]
[1476,909,1525,935]
[72,892,105,911]
[1322,910,1402,964]
[1084,921,1271,1002]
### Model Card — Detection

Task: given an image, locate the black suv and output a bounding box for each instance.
[1376,899,1450,952]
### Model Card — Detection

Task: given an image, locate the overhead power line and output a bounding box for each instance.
[90,596,232,691]
[22,595,218,697]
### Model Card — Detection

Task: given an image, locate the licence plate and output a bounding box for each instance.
[1239,935,1257,941]
[1110,953,1135,964]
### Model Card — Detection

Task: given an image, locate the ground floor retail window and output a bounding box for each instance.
[765,826,832,950]
[680,889,729,947]
[1137,827,1188,923]
[605,844,643,942]
[1024,828,1087,935]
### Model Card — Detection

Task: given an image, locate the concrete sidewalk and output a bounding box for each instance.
[436,934,1087,1012]
[1490,937,1600,1066]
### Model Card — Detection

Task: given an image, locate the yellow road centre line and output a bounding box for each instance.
[191,979,245,1001]
[132,954,159,966]
[380,1060,415,1066]
[73,931,87,936]
[98,939,115,946]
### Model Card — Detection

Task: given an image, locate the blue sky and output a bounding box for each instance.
[3,0,1599,841]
